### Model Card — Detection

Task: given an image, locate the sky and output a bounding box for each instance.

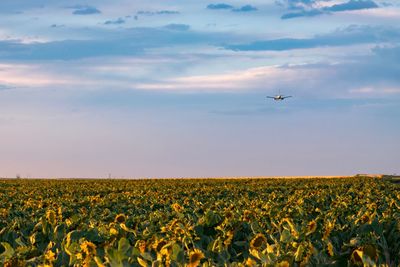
[0,0,399,178]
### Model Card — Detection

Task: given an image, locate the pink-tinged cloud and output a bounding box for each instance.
[135,66,320,92]
[342,7,400,18]
[350,86,400,95]
[0,63,92,87]
[0,63,129,89]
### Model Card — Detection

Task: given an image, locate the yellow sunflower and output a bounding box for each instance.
[188,249,204,267]
[250,233,267,249]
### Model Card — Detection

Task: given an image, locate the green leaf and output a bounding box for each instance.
[170,243,185,263]
[15,237,26,248]
[294,244,304,262]
[137,257,148,267]
[64,241,80,256]
[53,224,66,242]
[280,229,291,243]
[118,238,131,254]
[0,242,15,262]
[106,248,126,267]
[203,210,222,227]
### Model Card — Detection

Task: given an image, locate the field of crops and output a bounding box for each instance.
[1,177,399,266]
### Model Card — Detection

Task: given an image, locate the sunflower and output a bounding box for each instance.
[351,249,363,264]
[152,238,167,252]
[323,220,335,240]
[327,242,334,257]
[172,203,183,213]
[250,233,267,249]
[306,220,317,235]
[188,249,204,267]
[245,257,257,266]
[224,231,234,247]
[276,260,290,267]
[46,210,57,225]
[115,213,126,223]
[45,250,56,262]
[109,227,118,236]
[225,211,234,219]
[81,241,97,256]
[243,210,253,221]
[137,240,147,253]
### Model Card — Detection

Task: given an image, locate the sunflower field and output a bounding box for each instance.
[1,177,400,266]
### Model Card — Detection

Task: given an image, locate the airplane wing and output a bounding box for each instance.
[266,96,275,98]
[282,96,292,99]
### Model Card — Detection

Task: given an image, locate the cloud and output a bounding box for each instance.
[72,6,101,15]
[156,10,180,15]
[135,66,290,91]
[350,87,400,95]
[381,2,393,7]
[281,9,324,19]
[373,45,400,62]
[104,18,125,25]
[277,0,318,10]
[281,0,379,19]
[0,26,232,60]
[0,1,48,13]
[207,3,234,10]
[0,84,15,91]
[325,0,378,12]
[2,43,399,99]
[0,39,141,60]
[164,24,190,31]
[132,44,400,97]
[225,25,400,51]
[136,10,180,15]
[50,24,65,28]
[0,62,96,87]
[1,25,399,61]
[232,5,258,12]
[206,3,258,12]
[353,8,400,18]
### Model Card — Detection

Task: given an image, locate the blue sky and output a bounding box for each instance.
[0,0,399,178]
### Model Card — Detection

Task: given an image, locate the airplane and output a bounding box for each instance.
[266,94,292,101]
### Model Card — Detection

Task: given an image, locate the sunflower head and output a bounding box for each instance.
[80,241,97,256]
[250,233,267,249]
[306,220,317,235]
[276,260,290,267]
[109,227,118,236]
[188,249,204,267]
[172,203,183,213]
[243,210,253,221]
[225,211,234,219]
[115,214,126,223]
[245,257,257,266]
[224,231,234,247]
[152,238,167,252]
[327,242,334,257]
[137,240,147,253]
[45,250,56,262]
[46,210,57,225]
[351,249,363,265]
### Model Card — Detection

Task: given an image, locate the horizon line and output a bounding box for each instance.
[0,174,391,180]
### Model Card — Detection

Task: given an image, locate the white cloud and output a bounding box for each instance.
[0,63,99,87]
[350,86,400,95]
[135,65,321,92]
[345,7,400,18]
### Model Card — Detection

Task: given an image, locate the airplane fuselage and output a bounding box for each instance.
[266,94,292,101]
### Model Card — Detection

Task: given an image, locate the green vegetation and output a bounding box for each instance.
[0,177,399,266]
